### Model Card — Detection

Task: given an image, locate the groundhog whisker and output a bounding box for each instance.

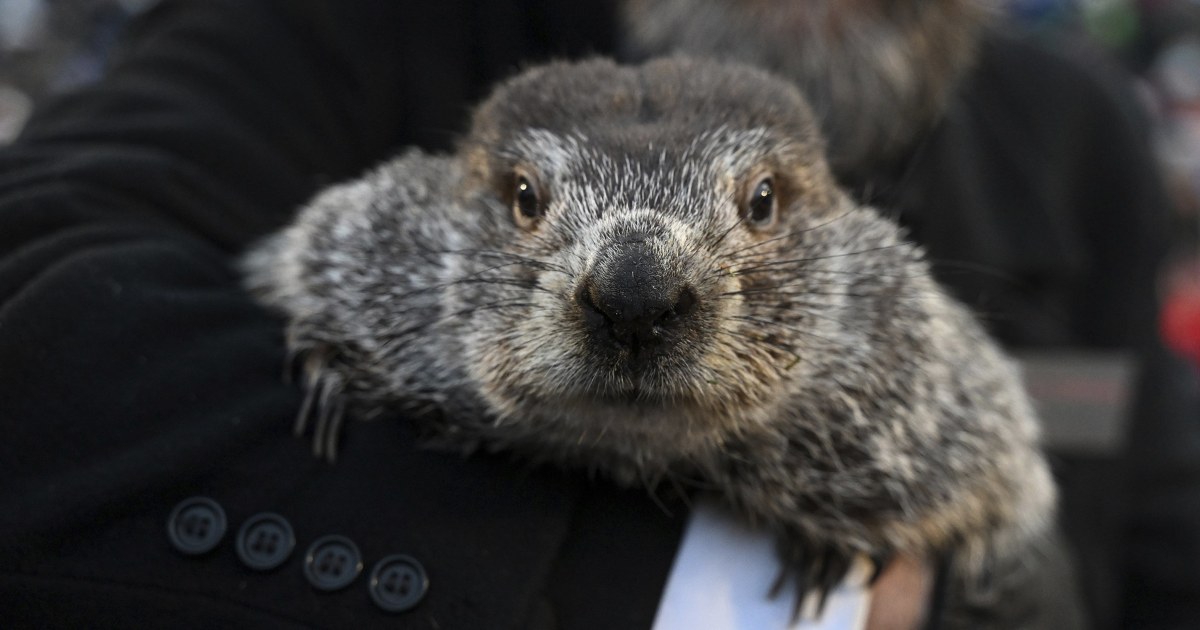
[732,315,848,352]
[713,326,807,360]
[729,290,936,307]
[439,277,555,296]
[382,260,544,304]
[709,325,799,347]
[737,306,885,342]
[369,301,542,353]
[712,244,907,279]
[471,250,570,275]
[712,330,805,367]
[772,267,931,280]
[676,210,745,274]
[746,280,942,301]
[703,213,750,251]
[443,298,542,324]
[717,284,933,301]
[517,223,571,257]
[718,283,886,297]
[720,207,860,262]
[923,258,1021,285]
[720,232,795,262]
[344,283,541,331]
[783,287,932,302]
[440,250,568,275]
[447,301,538,317]
[403,241,569,274]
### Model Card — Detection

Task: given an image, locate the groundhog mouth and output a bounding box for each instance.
[549,387,714,428]
[556,358,721,412]
[587,384,673,407]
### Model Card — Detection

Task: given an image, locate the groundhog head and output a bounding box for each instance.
[424,58,918,476]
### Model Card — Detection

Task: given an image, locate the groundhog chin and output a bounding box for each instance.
[476,351,782,466]
[487,388,743,462]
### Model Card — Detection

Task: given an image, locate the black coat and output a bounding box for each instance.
[0,1,1192,627]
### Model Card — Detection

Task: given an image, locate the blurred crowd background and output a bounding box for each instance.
[1010,0,1200,367]
[2,0,1199,364]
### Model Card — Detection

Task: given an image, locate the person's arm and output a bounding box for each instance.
[0,0,419,542]
[0,4,696,628]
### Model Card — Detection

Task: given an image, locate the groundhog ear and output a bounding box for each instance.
[461,145,495,191]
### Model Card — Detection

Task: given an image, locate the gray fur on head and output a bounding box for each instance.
[244,57,1053,614]
[619,0,993,177]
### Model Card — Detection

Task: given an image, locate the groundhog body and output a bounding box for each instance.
[245,57,1055,621]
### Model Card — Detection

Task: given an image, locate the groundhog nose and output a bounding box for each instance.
[577,244,697,355]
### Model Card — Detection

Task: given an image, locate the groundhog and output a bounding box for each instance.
[244,57,1056,625]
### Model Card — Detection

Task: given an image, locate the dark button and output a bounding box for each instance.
[235,512,296,571]
[303,535,363,591]
[166,496,227,555]
[368,554,429,613]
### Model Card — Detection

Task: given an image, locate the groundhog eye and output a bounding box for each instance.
[744,177,775,225]
[514,176,541,220]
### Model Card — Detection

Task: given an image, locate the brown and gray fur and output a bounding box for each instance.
[620,0,992,178]
[244,57,1054,621]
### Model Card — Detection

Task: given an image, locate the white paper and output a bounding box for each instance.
[652,499,870,630]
